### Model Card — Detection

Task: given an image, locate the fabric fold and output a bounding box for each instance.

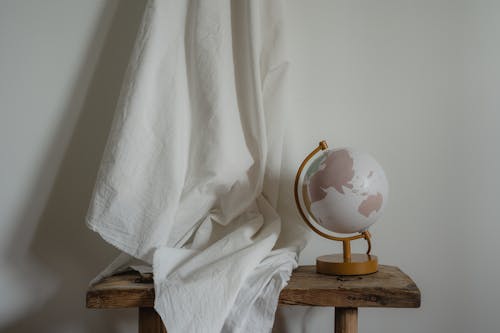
[86,0,298,331]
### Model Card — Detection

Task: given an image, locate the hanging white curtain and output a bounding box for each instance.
[86,0,298,331]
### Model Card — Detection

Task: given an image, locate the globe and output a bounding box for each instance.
[302,148,388,234]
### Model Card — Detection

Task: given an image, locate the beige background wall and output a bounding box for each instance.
[1,1,499,332]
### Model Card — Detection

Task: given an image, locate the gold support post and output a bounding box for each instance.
[342,240,351,262]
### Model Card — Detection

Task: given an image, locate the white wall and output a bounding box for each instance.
[0,1,143,332]
[1,1,499,332]
[278,1,500,332]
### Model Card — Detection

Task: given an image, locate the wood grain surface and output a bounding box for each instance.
[139,307,167,333]
[335,307,358,333]
[279,265,420,308]
[86,265,420,309]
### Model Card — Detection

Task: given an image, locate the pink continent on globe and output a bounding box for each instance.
[358,193,383,217]
[309,149,354,203]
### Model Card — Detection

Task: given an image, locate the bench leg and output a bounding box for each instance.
[139,307,167,333]
[335,307,358,333]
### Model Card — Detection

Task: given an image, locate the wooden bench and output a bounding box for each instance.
[86,265,420,333]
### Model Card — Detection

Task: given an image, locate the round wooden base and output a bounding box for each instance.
[316,254,378,276]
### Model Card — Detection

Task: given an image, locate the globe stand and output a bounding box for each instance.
[315,234,378,275]
[294,141,378,276]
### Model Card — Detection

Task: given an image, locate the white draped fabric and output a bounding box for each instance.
[86,0,299,332]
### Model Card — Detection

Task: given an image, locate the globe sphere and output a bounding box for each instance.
[302,148,388,234]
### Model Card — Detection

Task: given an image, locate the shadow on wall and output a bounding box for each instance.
[3,1,147,332]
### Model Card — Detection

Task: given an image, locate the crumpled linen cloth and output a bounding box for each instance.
[86,0,300,332]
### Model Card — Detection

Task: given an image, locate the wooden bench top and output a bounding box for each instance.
[86,265,420,309]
